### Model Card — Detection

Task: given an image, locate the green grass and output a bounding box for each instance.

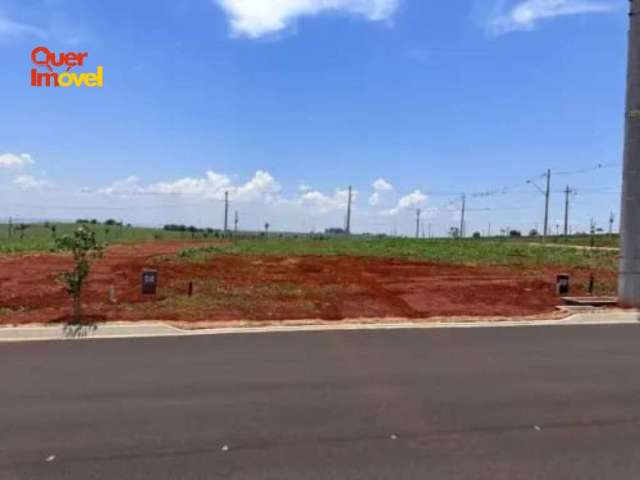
[176,237,618,271]
[0,222,619,272]
[124,278,330,319]
[0,222,202,254]
[506,234,619,248]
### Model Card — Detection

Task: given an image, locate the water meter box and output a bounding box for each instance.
[142,269,158,295]
[556,274,570,295]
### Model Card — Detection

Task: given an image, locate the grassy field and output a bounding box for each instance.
[0,222,618,272]
[0,222,199,254]
[509,234,620,248]
[177,236,618,271]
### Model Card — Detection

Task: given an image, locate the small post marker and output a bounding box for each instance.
[142,269,158,295]
[556,274,570,295]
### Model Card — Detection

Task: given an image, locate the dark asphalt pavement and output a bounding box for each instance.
[2,325,640,479]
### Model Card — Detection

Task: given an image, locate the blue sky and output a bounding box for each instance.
[0,0,629,235]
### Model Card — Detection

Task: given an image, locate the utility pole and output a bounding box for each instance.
[416,209,421,239]
[543,169,551,241]
[563,185,573,239]
[609,211,615,236]
[527,170,551,242]
[234,210,238,234]
[428,223,432,239]
[223,191,229,234]
[488,222,491,238]
[459,194,466,239]
[346,185,352,235]
[620,0,640,307]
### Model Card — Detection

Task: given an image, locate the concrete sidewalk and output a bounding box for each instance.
[1,311,639,343]
[0,323,184,342]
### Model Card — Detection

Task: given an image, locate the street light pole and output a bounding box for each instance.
[620,0,640,307]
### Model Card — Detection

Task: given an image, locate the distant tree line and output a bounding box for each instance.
[163,224,222,238]
[75,218,124,227]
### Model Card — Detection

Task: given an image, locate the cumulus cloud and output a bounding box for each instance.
[13,174,52,190]
[96,170,280,201]
[0,16,46,39]
[146,171,232,198]
[97,176,148,196]
[235,170,281,201]
[214,0,400,38]
[372,177,393,191]
[368,191,381,206]
[384,189,427,216]
[488,0,614,34]
[369,177,393,205]
[296,188,356,213]
[0,153,34,169]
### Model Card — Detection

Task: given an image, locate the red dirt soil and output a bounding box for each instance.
[0,241,614,325]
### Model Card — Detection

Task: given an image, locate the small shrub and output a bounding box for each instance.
[55,227,104,323]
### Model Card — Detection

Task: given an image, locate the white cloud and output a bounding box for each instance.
[146,171,232,198]
[384,189,427,216]
[0,16,46,39]
[214,0,400,38]
[372,177,393,191]
[297,188,356,213]
[488,0,614,34]
[369,177,393,206]
[98,176,147,196]
[13,174,52,190]
[96,170,280,202]
[368,191,381,206]
[235,170,281,201]
[0,153,34,169]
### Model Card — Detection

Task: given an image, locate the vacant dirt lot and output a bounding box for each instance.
[0,241,614,325]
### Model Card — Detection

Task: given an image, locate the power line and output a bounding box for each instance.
[554,163,620,176]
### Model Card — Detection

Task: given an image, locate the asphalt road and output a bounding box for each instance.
[2,325,640,479]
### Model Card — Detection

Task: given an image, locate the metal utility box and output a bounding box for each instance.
[556,274,570,295]
[142,269,158,295]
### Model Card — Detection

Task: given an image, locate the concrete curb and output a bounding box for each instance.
[0,312,639,343]
[0,323,184,343]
